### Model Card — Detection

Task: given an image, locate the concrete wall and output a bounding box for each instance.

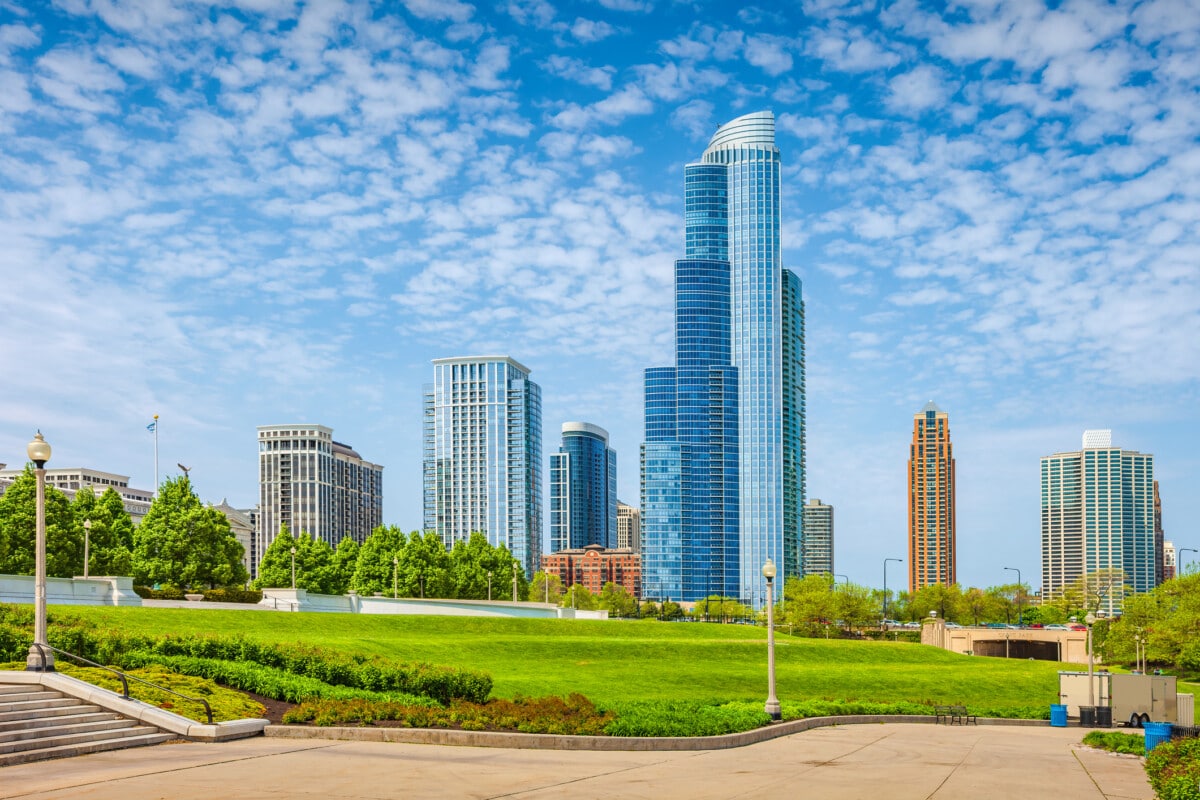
[921,618,1090,663]
[259,589,609,620]
[0,574,142,607]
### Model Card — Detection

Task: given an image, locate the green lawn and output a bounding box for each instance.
[48,606,1064,712]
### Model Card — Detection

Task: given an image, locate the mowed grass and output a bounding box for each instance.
[52,606,1065,710]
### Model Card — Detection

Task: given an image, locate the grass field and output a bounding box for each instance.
[49,605,1066,713]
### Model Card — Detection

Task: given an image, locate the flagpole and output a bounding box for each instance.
[153,414,159,499]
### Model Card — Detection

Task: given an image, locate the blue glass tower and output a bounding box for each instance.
[642,111,805,606]
[550,422,618,552]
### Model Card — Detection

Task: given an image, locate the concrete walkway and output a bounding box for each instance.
[0,723,1151,800]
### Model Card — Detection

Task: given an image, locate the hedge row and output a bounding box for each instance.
[1147,737,1200,800]
[130,587,263,603]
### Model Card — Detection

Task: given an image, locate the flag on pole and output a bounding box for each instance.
[146,420,157,432]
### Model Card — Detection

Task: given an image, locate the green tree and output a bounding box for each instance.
[132,476,248,589]
[351,525,408,595]
[909,583,965,623]
[562,583,598,610]
[252,528,334,592]
[327,536,360,596]
[397,531,451,598]
[835,583,881,630]
[0,466,80,577]
[528,571,564,604]
[598,582,638,617]
[778,574,837,636]
[71,487,134,577]
[660,600,684,620]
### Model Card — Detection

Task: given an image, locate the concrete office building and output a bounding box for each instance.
[801,499,833,576]
[616,501,640,552]
[0,466,152,523]
[908,402,955,592]
[641,110,806,607]
[257,425,383,567]
[423,356,542,576]
[1041,430,1154,616]
[549,422,617,552]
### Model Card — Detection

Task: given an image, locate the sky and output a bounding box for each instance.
[1,0,1198,592]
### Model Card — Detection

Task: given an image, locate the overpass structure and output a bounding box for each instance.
[920,618,1091,663]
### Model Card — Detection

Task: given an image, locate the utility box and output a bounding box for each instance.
[1058,672,1178,725]
[1178,692,1195,727]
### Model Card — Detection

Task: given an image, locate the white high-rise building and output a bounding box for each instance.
[423,356,542,575]
[256,424,383,567]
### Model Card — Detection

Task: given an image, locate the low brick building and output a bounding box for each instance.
[542,545,641,599]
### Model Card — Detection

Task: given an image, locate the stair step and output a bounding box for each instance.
[0,700,99,724]
[0,716,135,745]
[0,690,66,706]
[0,731,177,767]
[0,723,155,756]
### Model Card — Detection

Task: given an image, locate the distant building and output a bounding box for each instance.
[213,499,255,580]
[0,466,152,523]
[616,501,640,552]
[549,422,617,553]
[802,499,834,576]
[423,356,542,576]
[908,402,956,592]
[1154,481,1165,586]
[1041,430,1154,616]
[1163,540,1176,582]
[541,544,641,599]
[257,424,383,567]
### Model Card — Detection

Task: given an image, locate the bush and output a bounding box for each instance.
[132,586,186,600]
[604,700,768,737]
[1146,737,1200,800]
[200,588,263,604]
[1083,730,1145,755]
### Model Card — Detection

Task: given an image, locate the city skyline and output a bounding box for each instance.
[2,1,1199,591]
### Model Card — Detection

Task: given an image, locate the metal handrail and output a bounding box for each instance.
[29,643,213,724]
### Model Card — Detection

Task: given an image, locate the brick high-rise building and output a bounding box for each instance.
[907,402,955,592]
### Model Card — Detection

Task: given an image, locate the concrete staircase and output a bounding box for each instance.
[0,684,175,766]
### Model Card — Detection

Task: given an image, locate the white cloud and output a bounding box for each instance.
[543,54,615,91]
[886,64,952,114]
[570,17,617,43]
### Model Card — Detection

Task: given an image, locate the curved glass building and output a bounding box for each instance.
[642,111,806,606]
[549,422,617,552]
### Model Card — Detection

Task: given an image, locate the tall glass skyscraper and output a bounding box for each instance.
[423,356,542,575]
[1041,430,1154,616]
[642,110,805,606]
[549,422,617,552]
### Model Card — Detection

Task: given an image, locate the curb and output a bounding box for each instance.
[265,714,1048,752]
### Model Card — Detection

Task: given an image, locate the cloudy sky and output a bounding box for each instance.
[2,0,1198,590]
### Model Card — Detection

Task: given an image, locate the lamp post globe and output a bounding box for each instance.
[290,546,297,590]
[26,431,54,671]
[83,519,92,580]
[761,559,781,721]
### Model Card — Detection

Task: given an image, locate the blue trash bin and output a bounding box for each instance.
[1050,704,1067,727]
[1144,722,1173,753]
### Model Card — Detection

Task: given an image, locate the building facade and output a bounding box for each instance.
[1153,480,1164,586]
[801,498,833,576]
[541,544,641,599]
[423,356,542,575]
[616,501,640,552]
[213,500,255,580]
[1163,540,1176,582]
[1041,430,1154,616]
[641,110,805,607]
[0,466,152,522]
[549,422,617,552]
[257,424,383,566]
[908,402,956,592]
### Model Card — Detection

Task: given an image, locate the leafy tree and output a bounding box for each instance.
[909,583,965,623]
[660,600,684,620]
[692,595,751,623]
[252,527,334,592]
[962,586,997,626]
[71,487,134,577]
[397,530,450,598]
[562,583,598,610]
[327,536,360,596]
[835,582,881,630]
[778,574,837,635]
[640,600,660,620]
[447,532,527,600]
[0,465,80,577]
[598,582,638,617]
[132,476,248,589]
[351,525,408,595]
[528,571,564,604]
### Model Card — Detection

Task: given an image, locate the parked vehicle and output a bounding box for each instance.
[1058,672,1178,727]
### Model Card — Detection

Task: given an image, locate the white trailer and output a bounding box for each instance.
[1057,671,1178,726]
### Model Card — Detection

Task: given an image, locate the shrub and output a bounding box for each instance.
[199,588,263,604]
[1146,737,1200,800]
[1082,730,1145,756]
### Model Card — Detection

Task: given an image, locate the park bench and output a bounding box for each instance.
[935,705,977,725]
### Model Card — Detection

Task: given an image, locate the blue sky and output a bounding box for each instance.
[2,0,1198,591]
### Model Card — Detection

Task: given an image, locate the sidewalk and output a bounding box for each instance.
[0,723,1152,800]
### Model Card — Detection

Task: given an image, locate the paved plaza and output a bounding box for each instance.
[0,723,1151,800]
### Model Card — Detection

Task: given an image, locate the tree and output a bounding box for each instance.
[562,583,598,610]
[909,583,965,623]
[0,466,80,577]
[598,582,638,617]
[528,571,564,604]
[71,487,134,577]
[397,530,450,598]
[327,536,360,596]
[252,527,333,592]
[132,476,248,589]
[835,583,880,630]
[660,600,684,620]
[351,525,408,595]
[778,574,837,636]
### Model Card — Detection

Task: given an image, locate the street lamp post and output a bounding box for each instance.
[83,519,92,580]
[1086,611,1097,708]
[1003,566,1022,626]
[26,432,54,672]
[512,561,519,602]
[834,574,849,586]
[290,546,297,590]
[1179,548,1198,575]
[762,559,781,721]
[393,556,399,599]
[487,570,492,602]
[883,557,902,624]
